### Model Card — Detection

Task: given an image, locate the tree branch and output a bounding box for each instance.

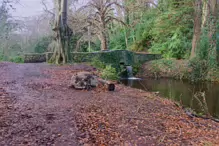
[41,0,55,18]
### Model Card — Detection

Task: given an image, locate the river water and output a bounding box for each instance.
[121,78,219,118]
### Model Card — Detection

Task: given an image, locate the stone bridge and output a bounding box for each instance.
[24,50,161,67]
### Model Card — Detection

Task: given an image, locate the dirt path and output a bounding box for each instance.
[0,63,97,145]
[0,62,219,146]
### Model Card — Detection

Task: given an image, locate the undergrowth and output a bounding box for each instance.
[91,57,118,80]
[91,57,105,69]
[144,58,219,82]
[90,57,141,80]
[101,65,118,81]
[0,54,24,63]
[9,56,24,63]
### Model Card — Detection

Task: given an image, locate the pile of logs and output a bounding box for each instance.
[70,71,115,91]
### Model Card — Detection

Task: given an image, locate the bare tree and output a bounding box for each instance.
[68,2,98,52]
[79,0,126,51]
[0,0,20,58]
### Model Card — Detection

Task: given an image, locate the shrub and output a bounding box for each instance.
[0,54,3,61]
[9,56,24,63]
[188,58,208,82]
[132,62,141,76]
[142,59,190,79]
[34,36,52,53]
[109,28,127,50]
[197,29,209,60]
[101,65,118,80]
[91,57,105,69]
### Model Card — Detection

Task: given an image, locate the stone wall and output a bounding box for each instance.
[24,53,47,63]
[24,50,161,67]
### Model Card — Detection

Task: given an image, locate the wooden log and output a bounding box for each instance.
[98,79,115,91]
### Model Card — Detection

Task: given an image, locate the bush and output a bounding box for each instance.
[9,56,24,63]
[188,58,208,82]
[0,54,3,61]
[109,28,127,50]
[197,29,209,60]
[91,57,118,80]
[141,59,189,80]
[34,36,52,53]
[101,65,118,80]
[91,57,106,69]
[132,62,142,76]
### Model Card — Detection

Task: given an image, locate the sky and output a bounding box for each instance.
[12,0,53,18]
[11,0,88,18]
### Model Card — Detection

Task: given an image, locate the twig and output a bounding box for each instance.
[137,80,148,91]
[41,0,55,18]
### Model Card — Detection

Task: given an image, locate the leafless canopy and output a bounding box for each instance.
[77,0,127,50]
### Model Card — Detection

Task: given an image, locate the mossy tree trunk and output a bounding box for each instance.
[190,0,202,59]
[50,0,71,64]
[190,0,218,63]
[98,31,108,51]
[207,0,218,67]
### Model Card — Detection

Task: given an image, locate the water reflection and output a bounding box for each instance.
[121,78,219,118]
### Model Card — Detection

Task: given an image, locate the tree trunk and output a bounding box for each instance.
[207,0,217,67]
[190,0,218,60]
[50,0,70,64]
[99,18,108,51]
[99,32,108,51]
[201,0,209,28]
[123,0,130,50]
[88,25,91,52]
[51,14,66,64]
[124,29,128,49]
[75,39,81,52]
[190,0,202,59]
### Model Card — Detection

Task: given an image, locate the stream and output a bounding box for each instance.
[121,78,219,118]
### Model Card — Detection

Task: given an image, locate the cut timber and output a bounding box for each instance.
[70,71,98,90]
[70,71,115,91]
[98,78,115,91]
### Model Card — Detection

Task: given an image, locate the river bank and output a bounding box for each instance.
[0,62,219,145]
[138,59,219,82]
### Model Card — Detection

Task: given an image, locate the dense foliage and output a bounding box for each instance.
[108,0,194,59]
